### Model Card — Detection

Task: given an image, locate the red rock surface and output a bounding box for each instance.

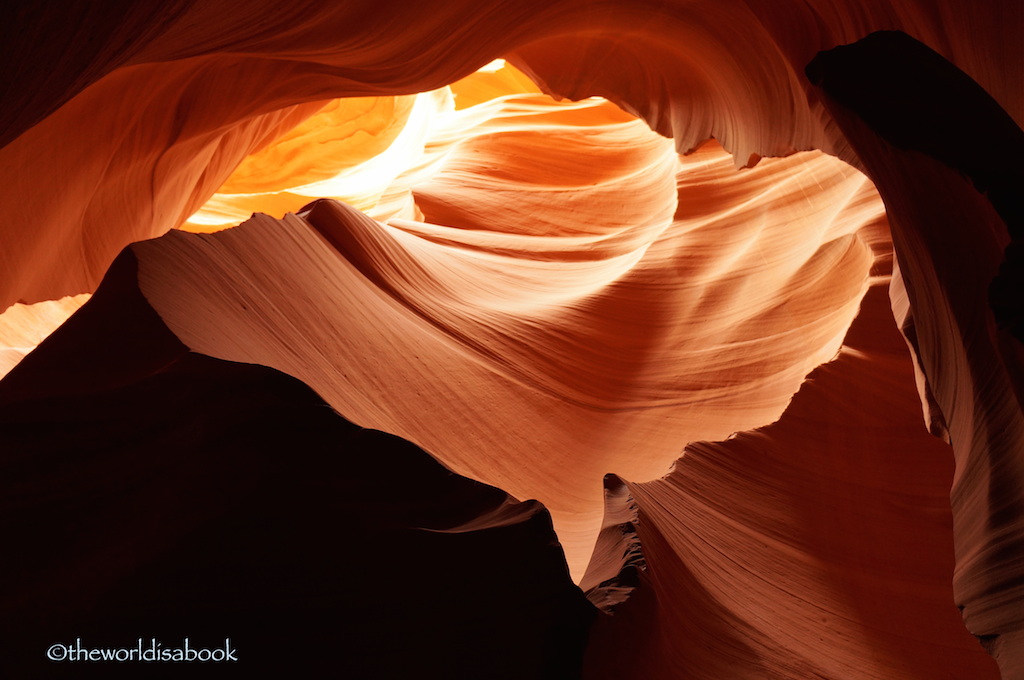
[0,252,594,678]
[583,284,997,679]
[2,2,1022,678]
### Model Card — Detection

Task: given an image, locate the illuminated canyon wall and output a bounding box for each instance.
[1,1,1021,677]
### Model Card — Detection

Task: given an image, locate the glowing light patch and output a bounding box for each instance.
[183,60,620,232]
[477,58,507,73]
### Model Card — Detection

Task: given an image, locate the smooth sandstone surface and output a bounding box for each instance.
[0,253,593,679]
[2,2,1022,678]
[130,138,883,580]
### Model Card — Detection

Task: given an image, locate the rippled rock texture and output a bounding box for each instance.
[2,2,1021,678]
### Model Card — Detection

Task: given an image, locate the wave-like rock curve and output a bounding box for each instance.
[2,2,1023,678]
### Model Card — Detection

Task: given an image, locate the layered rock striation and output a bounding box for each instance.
[2,2,1022,678]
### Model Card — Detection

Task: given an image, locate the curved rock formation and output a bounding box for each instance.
[582,283,998,679]
[0,251,594,678]
[2,2,1023,679]
[807,31,1024,678]
[4,1,1020,309]
[127,139,882,578]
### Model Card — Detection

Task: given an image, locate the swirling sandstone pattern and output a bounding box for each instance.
[1,1,1021,678]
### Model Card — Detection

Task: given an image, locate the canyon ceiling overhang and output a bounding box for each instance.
[1,1,1022,678]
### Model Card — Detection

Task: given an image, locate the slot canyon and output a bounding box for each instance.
[1,1,1021,677]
